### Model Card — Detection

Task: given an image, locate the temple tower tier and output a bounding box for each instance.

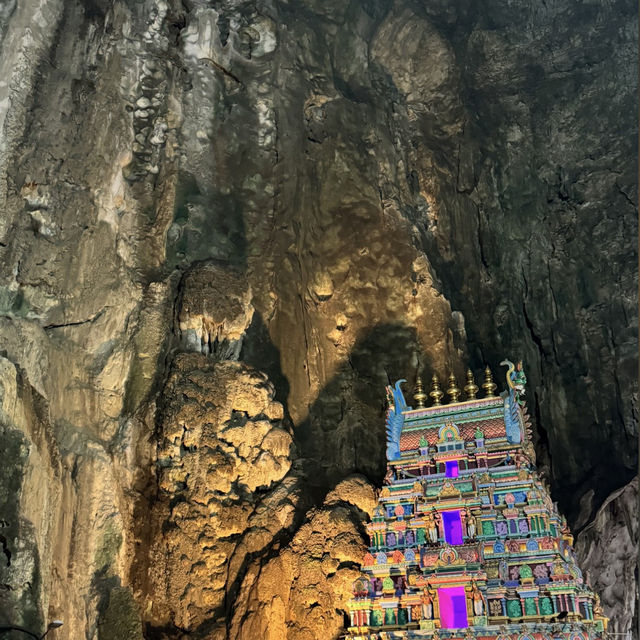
[346,361,608,640]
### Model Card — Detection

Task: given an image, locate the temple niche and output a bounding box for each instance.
[346,361,608,639]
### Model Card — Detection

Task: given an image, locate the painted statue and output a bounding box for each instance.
[385,379,407,460]
[593,593,604,617]
[498,558,509,582]
[421,586,434,619]
[501,360,525,444]
[426,509,439,544]
[383,467,395,485]
[471,580,485,616]
[465,507,477,539]
[501,359,527,399]
[560,514,574,545]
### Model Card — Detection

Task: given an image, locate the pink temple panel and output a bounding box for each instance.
[438,586,468,628]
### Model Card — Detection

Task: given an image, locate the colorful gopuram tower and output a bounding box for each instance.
[346,360,608,640]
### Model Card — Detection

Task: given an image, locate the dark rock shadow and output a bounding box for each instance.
[239,311,291,422]
[295,322,423,502]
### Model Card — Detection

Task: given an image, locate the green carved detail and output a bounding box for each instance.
[539,597,553,616]
[382,577,394,591]
[398,608,408,625]
[524,598,537,616]
[371,610,383,626]
[417,528,426,544]
[482,521,495,535]
[520,564,533,578]
[507,600,522,618]
[419,436,429,447]
[384,608,396,625]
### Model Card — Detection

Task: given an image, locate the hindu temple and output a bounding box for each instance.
[346,360,609,640]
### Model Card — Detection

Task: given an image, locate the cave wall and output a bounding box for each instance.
[0,0,636,638]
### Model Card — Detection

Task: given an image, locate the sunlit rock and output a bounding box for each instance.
[147,353,294,632]
[178,263,253,358]
[229,475,375,640]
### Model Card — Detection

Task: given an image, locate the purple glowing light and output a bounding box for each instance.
[445,460,459,477]
[442,510,464,545]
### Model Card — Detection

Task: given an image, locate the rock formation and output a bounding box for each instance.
[0,0,636,639]
[147,353,295,634]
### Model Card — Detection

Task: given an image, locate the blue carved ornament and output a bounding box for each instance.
[385,379,407,460]
[500,359,526,444]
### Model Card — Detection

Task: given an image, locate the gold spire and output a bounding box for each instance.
[482,366,497,397]
[429,374,443,406]
[413,376,427,408]
[464,368,479,399]
[446,373,460,403]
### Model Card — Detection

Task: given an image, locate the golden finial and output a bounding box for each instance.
[413,376,427,408]
[482,366,497,397]
[429,374,443,406]
[446,373,460,403]
[464,369,478,399]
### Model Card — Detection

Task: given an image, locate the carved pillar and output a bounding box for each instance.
[434,511,443,541]
[527,515,534,533]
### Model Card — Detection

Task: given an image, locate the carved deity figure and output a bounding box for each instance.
[465,507,477,539]
[470,580,485,616]
[514,451,528,468]
[498,558,509,582]
[384,467,395,485]
[560,514,574,546]
[593,593,604,617]
[426,509,439,544]
[421,587,434,620]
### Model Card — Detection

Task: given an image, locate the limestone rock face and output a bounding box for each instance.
[0,0,636,638]
[576,478,639,635]
[145,354,295,633]
[177,264,254,358]
[229,476,375,640]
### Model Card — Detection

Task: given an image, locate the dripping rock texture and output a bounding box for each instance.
[0,1,636,639]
